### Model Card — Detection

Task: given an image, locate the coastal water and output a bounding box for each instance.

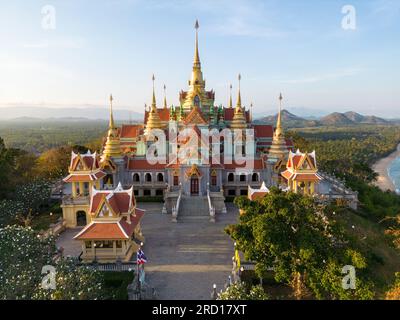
[388,157,400,194]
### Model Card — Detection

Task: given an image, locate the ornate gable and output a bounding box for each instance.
[184,106,208,125]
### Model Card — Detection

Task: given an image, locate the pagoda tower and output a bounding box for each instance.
[268,93,289,160]
[180,20,214,112]
[102,94,122,160]
[230,74,247,129]
[145,74,163,135]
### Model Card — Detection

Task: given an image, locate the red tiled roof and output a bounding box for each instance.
[120,125,142,139]
[253,125,274,138]
[63,171,106,183]
[224,108,250,123]
[249,191,268,201]
[90,188,135,215]
[74,209,144,240]
[144,108,170,124]
[127,158,166,170]
[223,158,265,170]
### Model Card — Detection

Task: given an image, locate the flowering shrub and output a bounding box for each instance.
[217,282,269,300]
[0,180,52,227]
[0,226,107,300]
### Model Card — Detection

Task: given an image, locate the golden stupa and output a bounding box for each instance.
[145,74,163,135]
[102,94,122,160]
[230,74,247,129]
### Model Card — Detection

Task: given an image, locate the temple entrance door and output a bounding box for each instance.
[190,176,199,195]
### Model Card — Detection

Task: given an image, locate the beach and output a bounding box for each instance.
[371,144,400,192]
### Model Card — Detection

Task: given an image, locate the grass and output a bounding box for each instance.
[334,207,400,297]
[103,271,135,300]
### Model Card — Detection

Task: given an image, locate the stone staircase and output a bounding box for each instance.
[178,196,210,220]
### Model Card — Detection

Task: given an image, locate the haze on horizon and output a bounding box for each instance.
[0,0,399,118]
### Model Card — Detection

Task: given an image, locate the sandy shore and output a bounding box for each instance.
[371,144,400,192]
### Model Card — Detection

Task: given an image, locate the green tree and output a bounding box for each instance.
[226,189,374,300]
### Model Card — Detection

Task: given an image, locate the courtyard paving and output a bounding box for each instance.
[55,202,239,300]
[136,202,239,300]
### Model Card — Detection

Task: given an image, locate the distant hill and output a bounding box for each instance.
[258,110,391,127]
[0,106,143,121]
[320,111,388,126]
[257,110,318,128]
[319,112,355,126]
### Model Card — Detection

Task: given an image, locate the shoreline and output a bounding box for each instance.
[371,144,400,192]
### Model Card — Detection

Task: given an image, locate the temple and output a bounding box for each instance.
[60,21,349,259]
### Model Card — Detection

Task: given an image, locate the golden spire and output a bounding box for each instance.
[194,19,200,67]
[109,94,115,129]
[275,93,283,137]
[145,74,163,134]
[230,74,247,129]
[102,94,122,160]
[151,74,156,109]
[268,92,288,160]
[236,74,242,110]
[163,84,167,109]
[229,84,233,108]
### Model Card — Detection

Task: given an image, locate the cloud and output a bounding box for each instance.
[144,0,287,38]
[280,68,363,84]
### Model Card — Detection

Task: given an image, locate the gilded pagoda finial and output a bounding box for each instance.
[163,84,167,109]
[236,73,242,109]
[229,84,233,108]
[151,74,157,109]
[109,93,115,129]
[194,19,200,66]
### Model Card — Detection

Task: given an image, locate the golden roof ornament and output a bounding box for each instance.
[229,84,233,108]
[268,93,289,161]
[230,73,247,129]
[163,84,167,109]
[145,74,163,134]
[102,94,122,160]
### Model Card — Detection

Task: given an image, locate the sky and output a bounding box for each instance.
[0,0,399,118]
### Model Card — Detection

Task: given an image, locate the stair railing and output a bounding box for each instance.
[172,184,182,223]
[207,183,215,223]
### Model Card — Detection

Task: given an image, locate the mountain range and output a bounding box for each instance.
[0,106,143,121]
[258,110,391,127]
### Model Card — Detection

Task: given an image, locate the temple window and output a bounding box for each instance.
[133,173,140,182]
[85,241,92,249]
[240,174,246,182]
[228,189,236,196]
[173,175,179,186]
[194,95,200,107]
[134,189,139,196]
[156,189,164,196]
[157,173,164,182]
[145,173,152,182]
[116,241,122,248]
[228,173,235,182]
[240,189,247,196]
[252,173,259,182]
[144,189,151,196]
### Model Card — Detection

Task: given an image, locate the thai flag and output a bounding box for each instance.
[137,249,147,265]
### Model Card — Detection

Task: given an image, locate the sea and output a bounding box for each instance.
[388,156,400,194]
